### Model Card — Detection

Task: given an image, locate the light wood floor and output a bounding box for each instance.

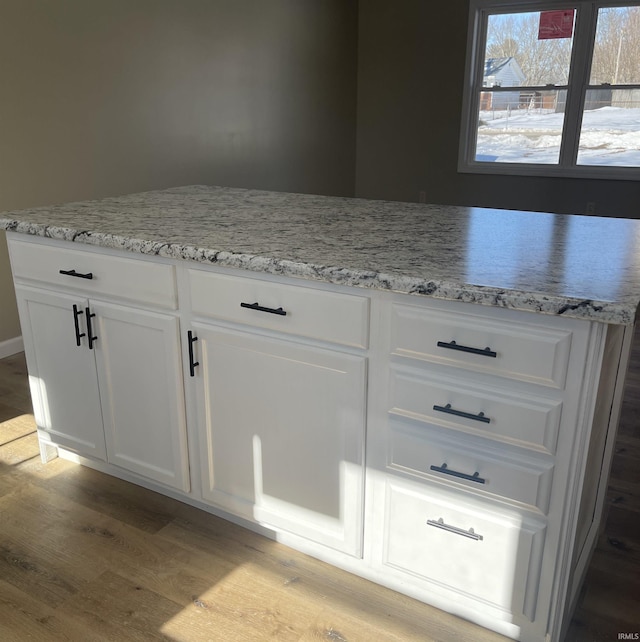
[1,340,639,641]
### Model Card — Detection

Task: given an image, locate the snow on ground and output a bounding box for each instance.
[476,106,640,165]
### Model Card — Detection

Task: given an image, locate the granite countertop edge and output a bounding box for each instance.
[1,219,634,326]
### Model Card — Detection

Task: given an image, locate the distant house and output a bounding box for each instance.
[481,57,525,110]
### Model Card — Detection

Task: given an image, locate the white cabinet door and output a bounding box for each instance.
[14,285,106,459]
[381,479,546,623]
[192,323,366,557]
[92,301,190,492]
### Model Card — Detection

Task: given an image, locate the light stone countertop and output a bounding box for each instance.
[2,184,640,325]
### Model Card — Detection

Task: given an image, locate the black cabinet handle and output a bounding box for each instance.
[60,269,93,280]
[188,330,199,377]
[85,307,97,349]
[427,517,483,541]
[240,302,287,316]
[72,304,85,347]
[433,403,490,424]
[437,340,496,358]
[430,462,486,484]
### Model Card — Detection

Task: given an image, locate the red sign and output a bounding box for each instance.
[538,9,575,39]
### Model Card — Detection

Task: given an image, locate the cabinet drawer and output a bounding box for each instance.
[8,239,177,309]
[383,480,546,621]
[390,302,573,388]
[389,367,563,454]
[389,418,555,512]
[188,269,369,348]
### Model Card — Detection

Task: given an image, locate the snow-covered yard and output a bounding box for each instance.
[477,106,640,165]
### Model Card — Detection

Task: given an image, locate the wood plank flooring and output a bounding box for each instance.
[1,342,639,642]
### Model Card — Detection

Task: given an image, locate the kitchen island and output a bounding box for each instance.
[2,185,640,642]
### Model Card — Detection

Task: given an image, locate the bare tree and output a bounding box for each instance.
[486,12,573,86]
[590,6,640,85]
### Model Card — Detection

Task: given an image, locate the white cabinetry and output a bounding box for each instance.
[90,300,188,489]
[9,237,190,492]
[366,295,612,641]
[382,479,546,622]
[6,232,628,642]
[186,269,369,556]
[14,286,106,459]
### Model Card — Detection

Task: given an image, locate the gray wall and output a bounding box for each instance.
[3,0,639,348]
[0,0,358,344]
[355,0,640,217]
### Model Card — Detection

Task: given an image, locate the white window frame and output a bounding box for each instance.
[459,0,640,180]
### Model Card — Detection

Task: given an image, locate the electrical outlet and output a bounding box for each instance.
[586,201,596,215]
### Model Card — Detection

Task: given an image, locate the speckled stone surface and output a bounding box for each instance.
[2,185,640,324]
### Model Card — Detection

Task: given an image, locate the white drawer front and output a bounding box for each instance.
[390,302,573,388]
[389,418,555,512]
[8,239,177,309]
[389,367,563,454]
[383,480,546,621]
[188,269,369,348]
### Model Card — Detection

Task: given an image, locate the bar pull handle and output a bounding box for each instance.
[429,462,486,484]
[188,331,199,377]
[240,302,287,316]
[85,307,97,349]
[60,269,93,280]
[433,403,490,424]
[437,340,496,358]
[72,304,85,347]
[427,517,483,541]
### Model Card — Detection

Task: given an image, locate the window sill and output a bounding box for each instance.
[458,161,640,181]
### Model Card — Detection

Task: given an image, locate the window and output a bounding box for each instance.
[459,1,640,179]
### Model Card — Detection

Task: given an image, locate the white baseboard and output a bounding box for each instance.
[0,336,24,359]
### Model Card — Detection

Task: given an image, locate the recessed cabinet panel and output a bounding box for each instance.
[9,238,177,309]
[193,323,366,556]
[188,269,369,348]
[390,302,574,388]
[383,479,546,622]
[389,418,555,512]
[92,302,190,492]
[389,367,563,454]
[14,286,106,460]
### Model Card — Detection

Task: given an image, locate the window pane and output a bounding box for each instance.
[486,11,574,86]
[590,7,640,85]
[577,89,640,166]
[476,90,563,163]
[476,10,576,164]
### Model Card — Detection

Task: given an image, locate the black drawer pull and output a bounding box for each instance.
[187,331,199,377]
[430,462,486,484]
[437,340,496,358]
[240,302,287,316]
[433,403,490,424]
[427,517,483,541]
[60,269,93,280]
[72,304,85,347]
[85,307,97,349]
